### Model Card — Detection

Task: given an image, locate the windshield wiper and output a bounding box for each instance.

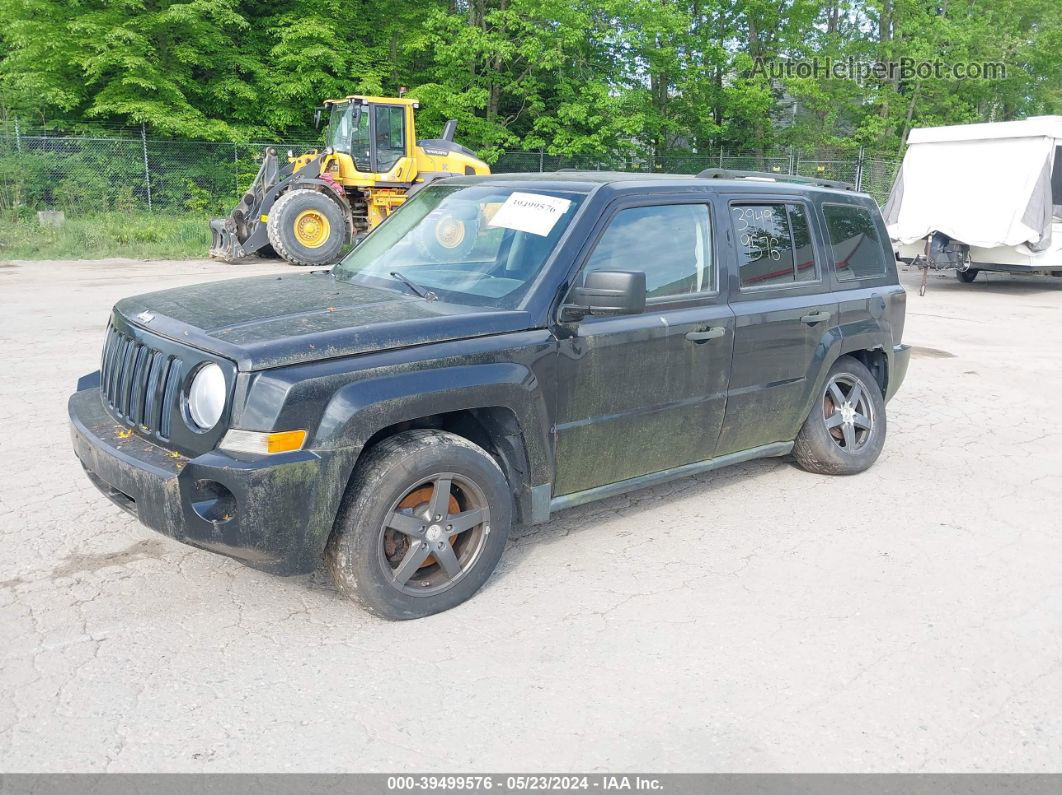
[389,271,437,302]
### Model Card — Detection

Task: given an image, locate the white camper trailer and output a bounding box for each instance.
[885,116,1062,290]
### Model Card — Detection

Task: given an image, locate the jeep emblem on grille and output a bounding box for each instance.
[136,311,155,323]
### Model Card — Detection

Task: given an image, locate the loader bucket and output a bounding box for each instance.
[209,148,281,261]
[209,217,248,259]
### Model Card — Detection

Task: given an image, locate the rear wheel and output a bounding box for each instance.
[267,188,347,266]
[956,267,980,283]
[325,430,512,620]
[792,356,886,476]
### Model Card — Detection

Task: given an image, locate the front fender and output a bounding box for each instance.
[315,362,553,488]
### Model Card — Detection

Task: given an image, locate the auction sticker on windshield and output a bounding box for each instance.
[487,192,573,236]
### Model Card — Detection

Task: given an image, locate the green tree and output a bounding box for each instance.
[0,0,1059,157]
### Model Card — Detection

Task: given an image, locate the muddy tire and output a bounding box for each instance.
[956,267,979,283]
[267,188,347,266]
[325,430,512,620]
[793,356,886,476]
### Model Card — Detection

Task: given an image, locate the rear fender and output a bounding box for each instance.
[795,331,893,432]
[792,326,845,434]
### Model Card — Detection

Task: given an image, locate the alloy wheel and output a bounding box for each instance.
[377,473,491,597]
[822,374,875,453]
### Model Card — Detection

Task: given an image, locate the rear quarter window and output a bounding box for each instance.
[822,203,888,281]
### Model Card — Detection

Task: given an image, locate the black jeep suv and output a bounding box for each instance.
[70,171,910,619]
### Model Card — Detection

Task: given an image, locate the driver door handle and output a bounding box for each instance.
[685,326,726,343]
[801,310,832,325]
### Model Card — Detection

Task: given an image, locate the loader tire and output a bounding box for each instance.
[267,188,347,266]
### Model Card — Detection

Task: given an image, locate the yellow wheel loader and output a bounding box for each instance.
[209,96,490,266]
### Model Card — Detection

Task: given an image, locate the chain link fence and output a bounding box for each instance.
[0,127,900,218]
[0,127,320,216]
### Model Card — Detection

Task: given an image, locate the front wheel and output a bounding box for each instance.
[267,188,347,266]
[325,430,512,620]
[792,356,887,476]
[956,267,980,283]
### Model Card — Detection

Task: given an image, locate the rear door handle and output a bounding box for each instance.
[685,327,726,343]
[801,310,831,325]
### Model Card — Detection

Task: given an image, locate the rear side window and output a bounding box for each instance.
[822,204,888,281]
[583,204,714,299]
[731,203,817,288]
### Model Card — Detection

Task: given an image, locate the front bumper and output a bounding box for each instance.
[69,387,353,574]
[887,343,911,402]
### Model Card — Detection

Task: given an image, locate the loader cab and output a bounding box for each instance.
[324,97,416,181]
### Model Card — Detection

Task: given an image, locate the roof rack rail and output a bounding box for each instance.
[695,168,856,191]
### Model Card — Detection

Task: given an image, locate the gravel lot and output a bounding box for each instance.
[1,258,1060,772]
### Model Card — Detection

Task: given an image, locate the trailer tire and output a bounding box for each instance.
[267,188,347,266]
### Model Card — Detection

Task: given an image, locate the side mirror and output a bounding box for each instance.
[562,270,646,321]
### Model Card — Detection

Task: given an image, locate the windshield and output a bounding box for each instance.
[326,103,352,153]
[333,185,585,308]
[327,103,371,169]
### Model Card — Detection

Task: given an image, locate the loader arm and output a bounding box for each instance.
[209,149,347,261]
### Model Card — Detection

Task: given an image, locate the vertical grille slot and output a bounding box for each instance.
[117,342,138,417]
[142,351,165,431]
[101,326,117,383]
[105,335,127,406]
[159,359,183,439]
[127,345,148,424]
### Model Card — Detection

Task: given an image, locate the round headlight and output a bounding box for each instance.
[187,363,226,430]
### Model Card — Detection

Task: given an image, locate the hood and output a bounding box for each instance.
[114,272,533,371]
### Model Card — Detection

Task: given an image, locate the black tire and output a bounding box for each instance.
[793,356,887,476]
[956,267,979,283]
[413,204,480,262]
[267,188,347,266]
[325,430,512,620]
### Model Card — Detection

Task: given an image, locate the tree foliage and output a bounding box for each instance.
[1,0,1059,155]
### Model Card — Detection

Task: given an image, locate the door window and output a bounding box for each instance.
[582,204,714,300]
[821,203,888,280]
[373,106,406,173]
[731,203,817,288]
[349,107,371,171]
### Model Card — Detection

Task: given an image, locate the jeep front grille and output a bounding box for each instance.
[100,324,184,438]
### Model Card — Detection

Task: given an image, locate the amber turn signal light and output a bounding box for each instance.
[219,429,307,455]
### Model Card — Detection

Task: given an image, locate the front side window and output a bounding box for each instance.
[732,203,817,288]
[582,204,714,299]
[374,106,406,173]
[349,105,372,171]
[822,203,888,280]
[333,185,584,308]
